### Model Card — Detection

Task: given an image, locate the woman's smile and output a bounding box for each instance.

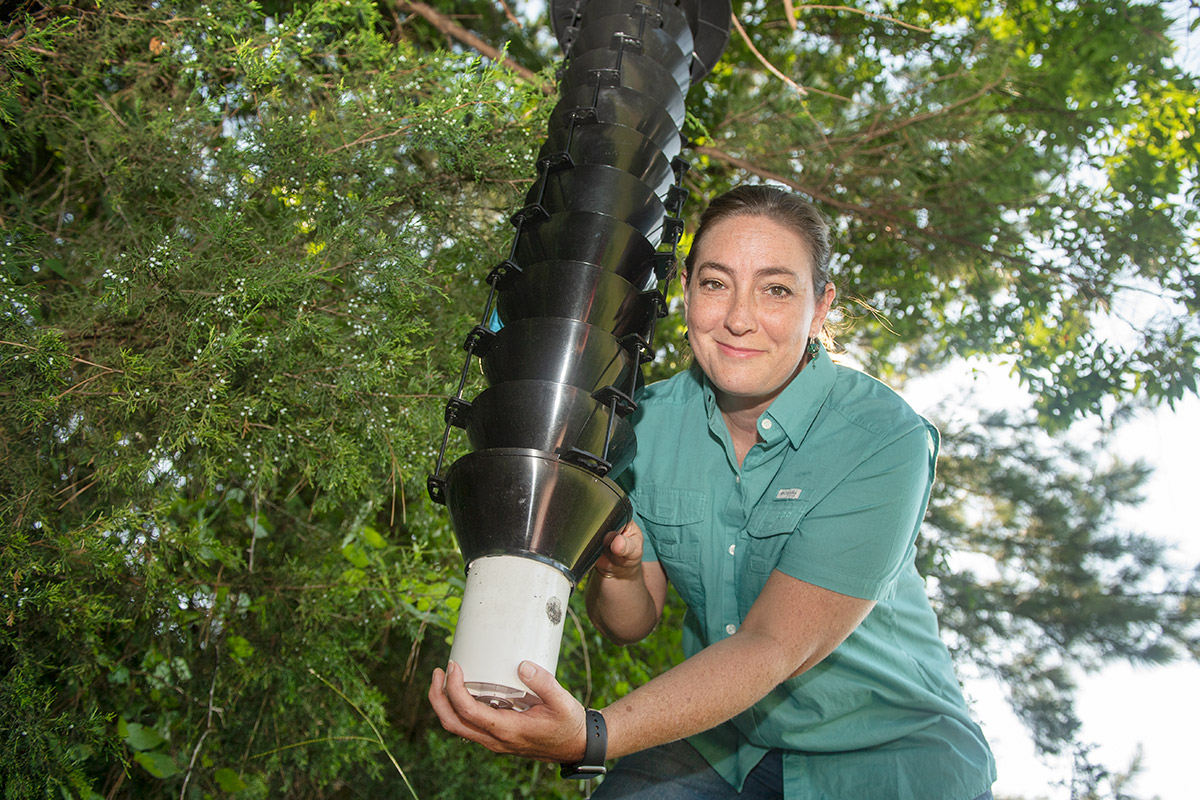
[716,342,764,357]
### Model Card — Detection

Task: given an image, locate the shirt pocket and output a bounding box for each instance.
[744,505,805,573]
[738,505,805,613]
[636,487,708,608]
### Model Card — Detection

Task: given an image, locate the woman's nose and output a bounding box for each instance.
[724,290,756,334]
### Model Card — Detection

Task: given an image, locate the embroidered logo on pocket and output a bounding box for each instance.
[775,488,802,500]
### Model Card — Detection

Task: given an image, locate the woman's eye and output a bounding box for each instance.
[766,284,792,297]
[700,279,724,290]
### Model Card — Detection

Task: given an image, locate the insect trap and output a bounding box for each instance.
[426,0,731,710]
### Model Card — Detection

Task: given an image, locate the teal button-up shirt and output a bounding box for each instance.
[620,347,996,799]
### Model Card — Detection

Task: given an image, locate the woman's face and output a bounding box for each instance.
[682,214,835,413]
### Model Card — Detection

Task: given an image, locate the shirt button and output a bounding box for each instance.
[725,623,737,635]
[761,418,773,430]
[728,544,736,555]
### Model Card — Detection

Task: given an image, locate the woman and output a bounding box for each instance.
[429,185,997,799]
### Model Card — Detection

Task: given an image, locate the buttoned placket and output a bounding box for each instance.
[719,460,746,639]
[705,389,745,638]
[714,411,792,642]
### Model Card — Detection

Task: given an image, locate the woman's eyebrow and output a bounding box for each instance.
[694,261,802,281]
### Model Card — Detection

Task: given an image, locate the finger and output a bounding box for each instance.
[611,530,642,566]
[609,531,628,558]
[429,665,487,733]
[442,663,558,756]
[442,661,512,731]
[441,660,480,712]
[428,667,465,729]
[427,666,446,710]
[517,661,580,714]
[429,666,508,747]
[518,661,587,761]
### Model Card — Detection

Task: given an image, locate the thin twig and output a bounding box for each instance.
[402,618,429,684]
[306,667,421,800]
[494,0,522,28]
[248,494,260,573]
[56,478,98,510]
[94,92,131,130]
[565,605,592,710]
[250,735,384,758]
[0,340,123,373]
[731,12,807,97]
[383,432,406,526]
[398,1,547,90]
[240,693,271,767]
[55,165,71,237]
[52,370,109,400]
[180,653,220,800]
[794,4,932,34]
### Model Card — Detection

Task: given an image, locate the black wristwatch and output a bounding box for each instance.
[560,709,607,779]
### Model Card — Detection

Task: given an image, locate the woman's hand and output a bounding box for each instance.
[428,659,588,764]
[586,519,668,645]
[593,519,645,581]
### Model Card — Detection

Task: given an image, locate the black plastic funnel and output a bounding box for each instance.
[445,447,633,583]
[481,316,640,393]
[568,15,692,94]
[466,380,637,475]
[514,211,659,281]
[497,260,657,336]
[551,0,729,84]
[678,0,733,82]
[559,48,686,127]
[539,123,674,199]
[527,163,666,240]
[577,2,694,58]
[550,83,684,160]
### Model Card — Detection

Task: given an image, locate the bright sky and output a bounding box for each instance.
[999,396,1200,800]
[1032,6,1200,796]
[901,369,1200,800]
[909,3,1200,795]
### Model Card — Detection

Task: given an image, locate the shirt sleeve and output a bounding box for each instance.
[774,422,937,600]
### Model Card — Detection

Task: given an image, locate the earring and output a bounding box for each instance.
[806,338,820,360]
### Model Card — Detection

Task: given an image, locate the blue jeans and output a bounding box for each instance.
[590,739,994,800]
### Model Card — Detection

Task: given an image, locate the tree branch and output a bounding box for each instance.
[793,4,933,34]
[731,11,807,97]
[495,0,522,28]
[693,143,1042,272]
[782,0,798,31]
[397,1,550,92]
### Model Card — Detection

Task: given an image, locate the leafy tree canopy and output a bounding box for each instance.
[416,0,1200,423]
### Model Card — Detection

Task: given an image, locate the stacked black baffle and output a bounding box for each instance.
[429,1,731,588]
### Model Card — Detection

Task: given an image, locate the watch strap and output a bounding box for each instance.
[559,708,607,779]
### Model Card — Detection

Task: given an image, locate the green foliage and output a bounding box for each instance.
[0,1,548,797]
[679,0,1199,428]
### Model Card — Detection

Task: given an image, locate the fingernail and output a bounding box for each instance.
[447,660,458,675]
[519,661,536,679]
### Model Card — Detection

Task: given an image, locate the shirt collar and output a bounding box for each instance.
[700,341,837,451]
